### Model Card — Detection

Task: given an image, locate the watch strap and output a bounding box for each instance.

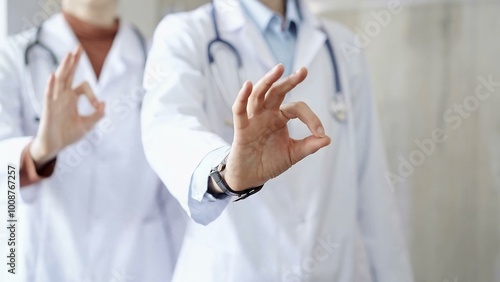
[209,161,264,202]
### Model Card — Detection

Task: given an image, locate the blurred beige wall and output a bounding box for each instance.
[119,0,208,37]
[321,2,500,282]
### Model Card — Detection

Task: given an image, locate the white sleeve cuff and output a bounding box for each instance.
[188,145,232,225]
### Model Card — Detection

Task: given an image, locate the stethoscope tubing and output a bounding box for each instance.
[207,0,347,123]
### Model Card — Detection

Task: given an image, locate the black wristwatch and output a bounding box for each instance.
[208,158,264,202]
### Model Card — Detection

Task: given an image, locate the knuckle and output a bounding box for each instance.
[267,85,278,95]
[232,101,244,114]
[231,104,238,113]
[287,77,297,87]
[312,120,322,128]
[54,73,62,81]
[295,101,307,109]
[279,103,289,111]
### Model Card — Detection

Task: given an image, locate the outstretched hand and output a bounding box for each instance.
[222,64,331,192]
[30,46,105,168]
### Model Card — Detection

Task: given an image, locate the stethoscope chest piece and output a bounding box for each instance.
[330,95,347,123]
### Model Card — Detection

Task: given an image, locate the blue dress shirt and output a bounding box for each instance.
[240,0,301,76]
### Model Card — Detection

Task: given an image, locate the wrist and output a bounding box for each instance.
[30,138,59,169]
[221,170,247,192]
[209,158,264,202]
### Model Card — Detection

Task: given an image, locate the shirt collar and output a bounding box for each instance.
[240,0,301,33]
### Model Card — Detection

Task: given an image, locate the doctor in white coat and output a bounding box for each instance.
[142,0,412,281]
[0,0,185,281]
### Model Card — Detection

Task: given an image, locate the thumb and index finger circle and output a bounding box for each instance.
[280,101,326,138]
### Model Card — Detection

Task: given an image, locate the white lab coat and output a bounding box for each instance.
[142,1,413,282]
[0,14,186,282]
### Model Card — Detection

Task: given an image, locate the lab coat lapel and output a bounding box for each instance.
[98,22,146,88]
[293,18,326,72]
[41,14,78,61]
[96,27,127,88]
[42,14,98,90]
[216,0,276,71]
[241,23,276,71]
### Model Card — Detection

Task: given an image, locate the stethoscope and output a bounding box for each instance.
[24,23,148,122]
[207,0,347,123]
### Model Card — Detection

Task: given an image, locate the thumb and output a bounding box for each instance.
[291,135,331,164]
[81,102,106,131]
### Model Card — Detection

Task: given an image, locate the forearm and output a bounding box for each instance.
[141,103,232,222]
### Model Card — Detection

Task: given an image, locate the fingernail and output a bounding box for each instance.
[317,126,325,137]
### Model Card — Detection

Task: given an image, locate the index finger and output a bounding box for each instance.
[264,67,308,110]
[248,64,284,111]
[54,53,72,89]
[232,81,253,129]
[66,46,83,87]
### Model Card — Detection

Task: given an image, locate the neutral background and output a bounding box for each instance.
[2,0,499,281]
